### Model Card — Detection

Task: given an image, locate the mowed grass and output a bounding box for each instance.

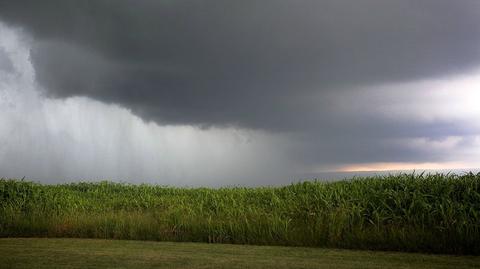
[1,173,480,254]
[1,238,480,269]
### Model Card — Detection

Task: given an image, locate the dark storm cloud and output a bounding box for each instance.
[1,0,480,130]
[1,0,480,174]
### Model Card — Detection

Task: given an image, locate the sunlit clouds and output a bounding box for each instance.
[334,73,480,125]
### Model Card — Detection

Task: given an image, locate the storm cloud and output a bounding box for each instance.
[0,1,480,184]
[1,0,480,129]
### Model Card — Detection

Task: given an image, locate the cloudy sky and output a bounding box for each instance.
[1,0,480,186]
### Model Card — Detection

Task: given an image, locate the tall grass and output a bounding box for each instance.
[1,173,479,254]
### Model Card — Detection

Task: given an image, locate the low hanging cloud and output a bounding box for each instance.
[0,24,297,186]
[0,1,480,184]
[1,0,480,130]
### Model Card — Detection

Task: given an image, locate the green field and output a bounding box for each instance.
[1,238,480,269]
[1,173,480,254]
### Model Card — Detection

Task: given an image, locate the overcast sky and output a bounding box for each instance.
[1,1,479,186]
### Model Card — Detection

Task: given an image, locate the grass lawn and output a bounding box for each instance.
[1,238,479,269]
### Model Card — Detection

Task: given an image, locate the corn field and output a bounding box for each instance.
[1,173,479,254]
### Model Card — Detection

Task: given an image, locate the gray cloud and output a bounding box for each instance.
[1,0,480,130]
[0,47,13,73]
[1,2,480,184]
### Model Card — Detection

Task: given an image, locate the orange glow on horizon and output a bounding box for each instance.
[338,162,478,172]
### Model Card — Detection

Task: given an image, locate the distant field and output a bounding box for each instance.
[2,238,480,269]
[1,173,480,254]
